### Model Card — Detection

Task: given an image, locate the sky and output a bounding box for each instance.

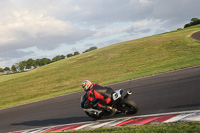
[0,0,200,68]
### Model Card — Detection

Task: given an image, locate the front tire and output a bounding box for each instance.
[118,99,138,115]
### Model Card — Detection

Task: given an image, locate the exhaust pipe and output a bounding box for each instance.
[124,90,132,99]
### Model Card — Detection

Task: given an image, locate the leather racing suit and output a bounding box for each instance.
[87,83,114,110]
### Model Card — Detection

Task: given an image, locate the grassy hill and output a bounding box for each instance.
[0,25,200,109]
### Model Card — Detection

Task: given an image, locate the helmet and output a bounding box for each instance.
[82,80,92,91]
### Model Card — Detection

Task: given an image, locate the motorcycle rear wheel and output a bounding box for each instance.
[85,111,102,119]
[118,99,138,115]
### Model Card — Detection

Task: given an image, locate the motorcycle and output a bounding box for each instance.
[81,89,138,119]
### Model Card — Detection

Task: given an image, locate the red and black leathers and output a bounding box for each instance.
[87,83,114,109]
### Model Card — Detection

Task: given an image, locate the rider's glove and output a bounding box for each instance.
[84,100,90,109]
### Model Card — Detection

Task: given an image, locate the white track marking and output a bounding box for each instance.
[89,121,117,129]
[164,113,195,123]
[181,112,200,121]
[74,123,96,130]
[105,118,132,127]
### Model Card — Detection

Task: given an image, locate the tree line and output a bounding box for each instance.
[0,46,97,74]
[184,18,200,28]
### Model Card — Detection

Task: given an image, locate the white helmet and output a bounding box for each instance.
[82,80,92,91]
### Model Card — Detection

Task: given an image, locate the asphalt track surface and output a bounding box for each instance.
[0,66,200,133]
[191,31,200,41]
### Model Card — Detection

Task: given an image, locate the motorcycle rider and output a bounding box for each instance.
[82,80,117,113]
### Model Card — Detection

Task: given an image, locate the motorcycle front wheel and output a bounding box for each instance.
[118,99,138,115]
[85,111,102,119]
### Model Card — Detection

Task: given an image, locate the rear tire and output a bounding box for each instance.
[85,111,101,119]
[118,99,138,115]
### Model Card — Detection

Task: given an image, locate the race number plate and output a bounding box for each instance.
[112,89,122,101]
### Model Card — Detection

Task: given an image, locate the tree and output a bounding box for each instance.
[4,67,10,71]
[191,18,199,22]
[40,58,51,66]
[67,53,74,58]
[36,59,42,66]
[52,55,65,62]
[89,46,98,51]
[19,61,25,72]
[74,51,80,56]
[0,68,4,72]
[184,18,200,28]
[35,58,51,66]
[83,46,98,53]
[11,65,17,72]
[184,23,191,28]
[32,60,37,68]
[52,57,57,62]
[26,58,34,69]
[60,55,65,59]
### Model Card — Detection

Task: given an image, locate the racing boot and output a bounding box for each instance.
[95,104,117,115]
[105,106,117,115]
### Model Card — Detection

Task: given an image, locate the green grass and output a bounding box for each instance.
[57,122,200,133]
[0,25,200,109]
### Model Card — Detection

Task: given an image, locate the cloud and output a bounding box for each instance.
[63,0,200,28]
[1,0,199,51]
[93,21,152,39]
[139,0,151,3]
[0,50,33,68]
[0,10,95,53]
[0,50,33,60]
[0,49,35,67]
[0,0,200,68]
[132,22,149,28]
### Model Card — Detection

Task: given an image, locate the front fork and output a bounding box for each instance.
[123,90,132,99]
